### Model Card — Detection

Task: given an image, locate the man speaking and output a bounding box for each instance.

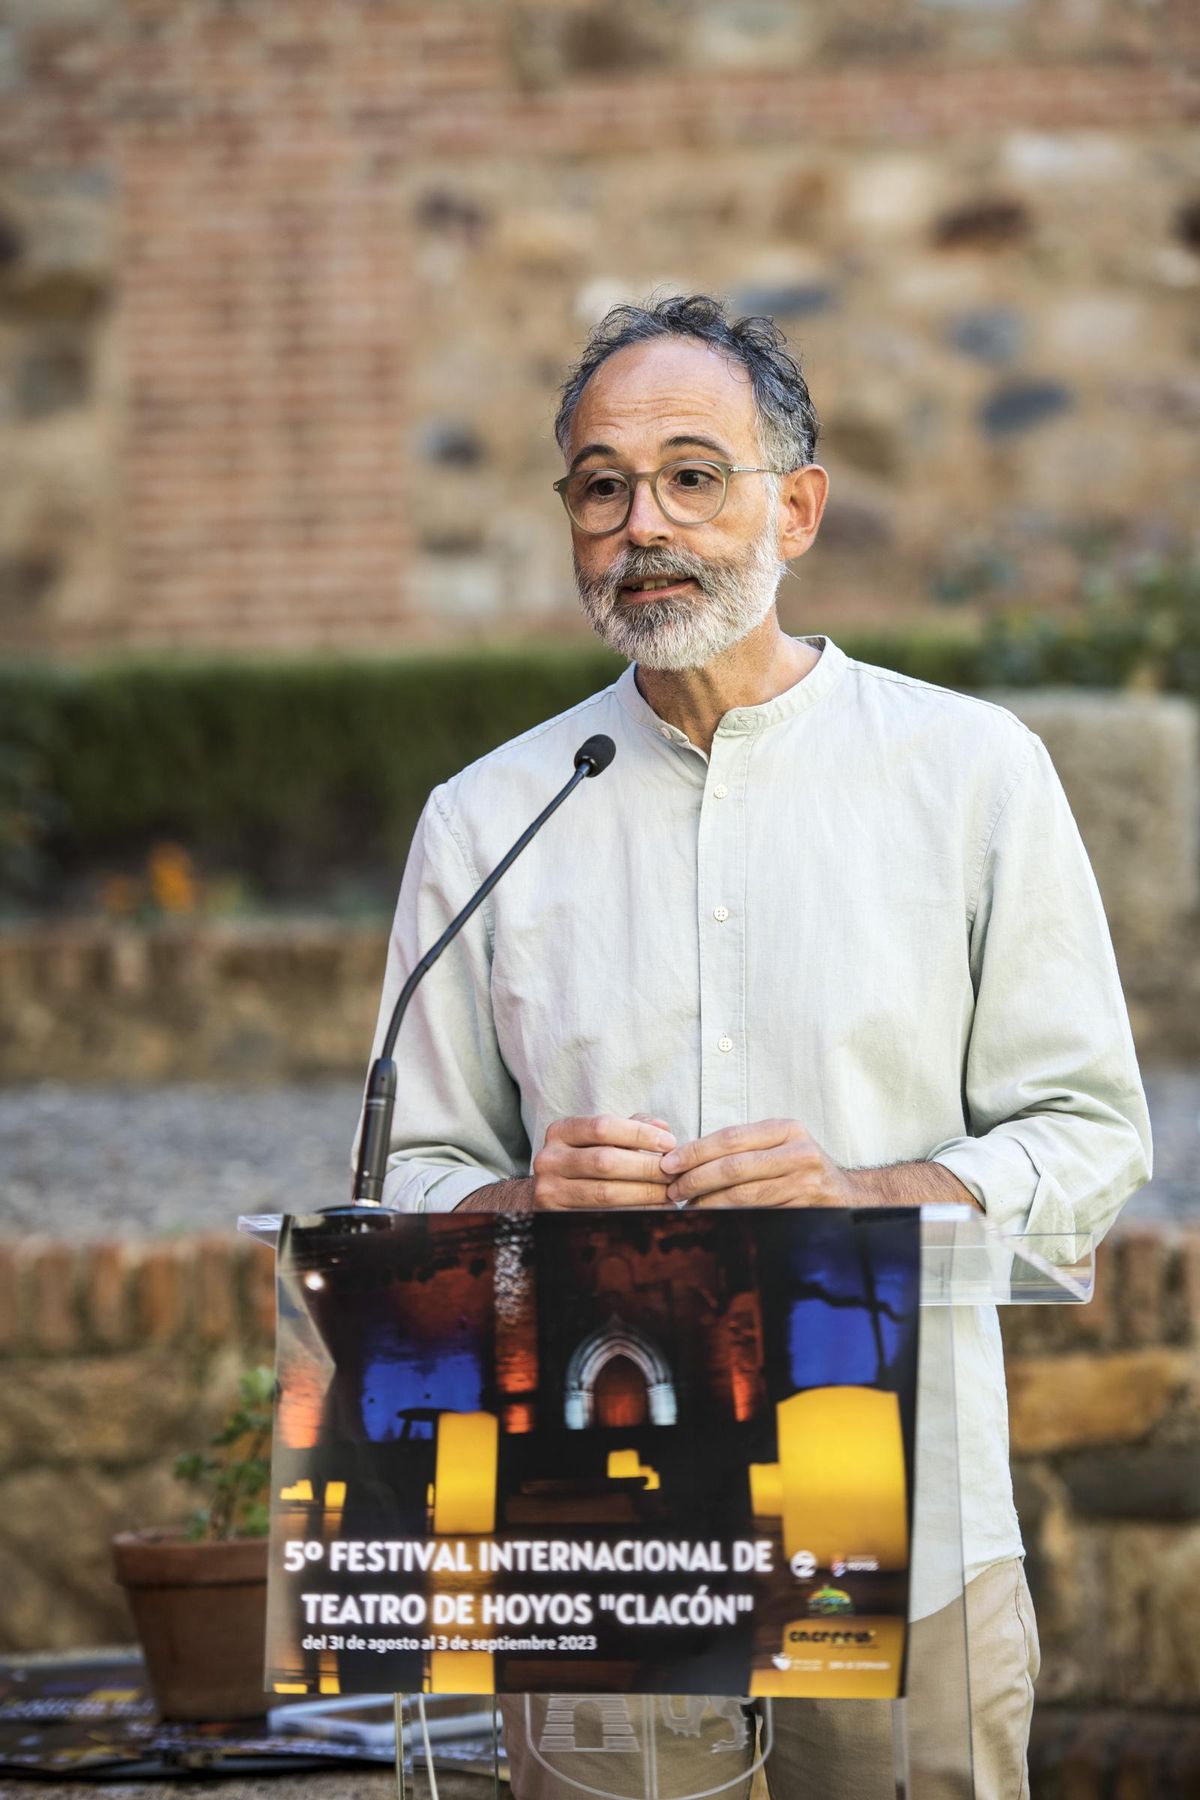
[361,294,1151,1797]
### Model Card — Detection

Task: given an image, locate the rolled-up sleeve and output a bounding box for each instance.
[928,735,1152,1241]
[350,787,529,1212]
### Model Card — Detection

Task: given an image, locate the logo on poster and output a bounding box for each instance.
[789,1549,817,1580]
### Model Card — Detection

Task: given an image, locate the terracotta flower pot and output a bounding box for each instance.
[112,1529,269,1721]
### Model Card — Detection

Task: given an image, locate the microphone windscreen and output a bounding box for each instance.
[574,733,616,776]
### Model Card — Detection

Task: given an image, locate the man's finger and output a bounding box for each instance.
[555,1145,672,1185]
[666,1149,786,1202]
[631,1112,674,1133]
[661,1120,794,1176]
[550,1114,677,1153]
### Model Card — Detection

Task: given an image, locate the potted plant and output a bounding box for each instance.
[112,1367,274,1721]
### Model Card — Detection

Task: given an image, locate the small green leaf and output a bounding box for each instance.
[240,1502,270,1538]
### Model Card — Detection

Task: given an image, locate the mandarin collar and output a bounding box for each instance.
[613,636,848,747]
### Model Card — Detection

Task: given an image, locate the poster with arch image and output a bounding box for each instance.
[266,1207,920,1705]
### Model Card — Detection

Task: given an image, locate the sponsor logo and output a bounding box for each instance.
[807,1584,854,1618]
[789,1549,817,1581]
[787,1626,877,1646]
[831,1554,879,1577]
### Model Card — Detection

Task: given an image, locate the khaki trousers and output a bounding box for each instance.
[502,1557,1040,1800]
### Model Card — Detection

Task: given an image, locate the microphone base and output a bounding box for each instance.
[317,1202,402,1228]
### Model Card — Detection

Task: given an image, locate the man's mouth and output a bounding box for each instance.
[618,575,700,599]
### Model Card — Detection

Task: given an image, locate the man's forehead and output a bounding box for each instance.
[567,337,757,456]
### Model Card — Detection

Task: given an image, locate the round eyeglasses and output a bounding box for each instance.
[553,459,779,536]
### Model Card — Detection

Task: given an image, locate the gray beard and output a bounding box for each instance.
[574,527,786,672]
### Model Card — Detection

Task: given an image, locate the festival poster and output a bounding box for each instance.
[266,1207,920,1700]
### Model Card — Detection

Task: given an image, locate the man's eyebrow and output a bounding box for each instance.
[569,433,735,472]
[568,442,618,473]
[663,432,734,460]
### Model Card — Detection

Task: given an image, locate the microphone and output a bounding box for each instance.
[575,734,615,776]
[346,735,616,1210]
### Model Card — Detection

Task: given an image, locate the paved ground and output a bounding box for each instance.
[0,1070,1195,1241]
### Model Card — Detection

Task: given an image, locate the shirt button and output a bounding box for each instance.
[659,726,672,739]
[713,783,729,799]
[713,905,729,922]
[717,1035,733,1053]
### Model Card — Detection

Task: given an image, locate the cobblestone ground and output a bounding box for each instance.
[0,1070,1194,1240]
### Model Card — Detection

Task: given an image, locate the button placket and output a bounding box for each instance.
[697,738,748,1136]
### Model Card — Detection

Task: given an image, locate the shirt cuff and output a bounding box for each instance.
[381,1160,505,1214]
[926,1133,1042,1237]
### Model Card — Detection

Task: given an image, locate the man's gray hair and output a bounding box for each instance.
[554,293,820,472]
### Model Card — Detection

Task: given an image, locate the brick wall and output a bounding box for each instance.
[1,1219,1197,1712]
[1,1,1199,653]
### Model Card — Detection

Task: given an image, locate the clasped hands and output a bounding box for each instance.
[531,1112,858,1211]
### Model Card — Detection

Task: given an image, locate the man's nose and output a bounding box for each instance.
[624,475,673,546]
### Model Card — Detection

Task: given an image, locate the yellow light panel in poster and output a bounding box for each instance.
[432,1411,498,1535]
[774,1386,908,1569]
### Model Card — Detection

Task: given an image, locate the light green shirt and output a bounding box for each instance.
[364,635,1151,1593]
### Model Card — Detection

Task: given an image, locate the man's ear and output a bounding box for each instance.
[778,465,829,561]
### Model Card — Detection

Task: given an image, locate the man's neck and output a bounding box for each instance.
[635,615,821,754]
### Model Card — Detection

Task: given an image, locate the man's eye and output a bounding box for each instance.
[582,474,627,501]
[669,464,720,490]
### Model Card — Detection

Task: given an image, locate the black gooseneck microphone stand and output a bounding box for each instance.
[335,734,616,1219]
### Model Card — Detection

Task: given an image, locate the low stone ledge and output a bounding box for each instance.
[0,1235,274,1363]
[0,919,389,1082]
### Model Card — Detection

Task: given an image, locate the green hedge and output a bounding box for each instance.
[3,604,1198,908]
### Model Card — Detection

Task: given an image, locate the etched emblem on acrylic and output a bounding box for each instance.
[522,1695,771,1799]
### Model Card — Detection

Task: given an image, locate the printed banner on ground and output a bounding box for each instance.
[267,1207,920,1699]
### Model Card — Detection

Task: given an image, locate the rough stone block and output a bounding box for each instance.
[1099,1524,1200,1706]
[1007,1349,1195,1455]
[84,1239,132,1349]
[0,1245,19,1353]
[193,1235,236,1344]
[1115,1229,1172,1348]
[979,378,1073,435]
[0,1354,200,1469]
[0,1462,178,1654]
[1181,1231,1200,1348]
[25,1239,80,1354]
[1030,1706,1200,1800]
[137,1242,189,1344]
[1059,1447,1200,1522]
[237,1236,278,1347]
[982,693,1200,947]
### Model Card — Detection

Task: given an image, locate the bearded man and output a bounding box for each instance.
[363,294,1151,1798]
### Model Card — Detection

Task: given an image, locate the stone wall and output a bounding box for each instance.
[1001,1227,1200,1711]
[0,1231,274,1651]
[1,1,1198,654]
[0,1220,1196,1724]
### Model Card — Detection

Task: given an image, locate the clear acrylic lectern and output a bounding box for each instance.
[241,1203,1093,1800]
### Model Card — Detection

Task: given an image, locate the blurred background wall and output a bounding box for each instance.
[1,7,1199,1795]
[1,0,1197,656]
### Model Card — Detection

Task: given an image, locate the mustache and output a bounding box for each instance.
[582,545,715,603]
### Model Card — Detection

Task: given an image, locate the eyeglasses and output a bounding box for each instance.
[553,459,779,536]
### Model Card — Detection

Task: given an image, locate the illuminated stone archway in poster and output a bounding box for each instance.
[564,1315,678,1429]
